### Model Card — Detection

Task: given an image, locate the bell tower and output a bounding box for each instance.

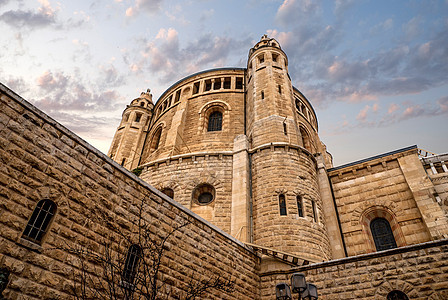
[108,89,154,170]
[247,35,332,262]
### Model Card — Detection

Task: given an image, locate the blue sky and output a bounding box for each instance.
[1,0,447,166]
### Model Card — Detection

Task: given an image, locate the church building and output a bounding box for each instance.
[0,35,447,299]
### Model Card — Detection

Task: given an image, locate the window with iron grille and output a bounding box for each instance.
[122,244,142,284]
[22,199,56,243]
[370,218,397,251]
[207,111,222,132]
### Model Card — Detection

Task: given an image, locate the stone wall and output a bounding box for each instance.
[140,153,234,234]
[329,147,434,256]
[140,69,245,164]
[0,83,260,299]
[260,239,448,300]
[250,144,331,262]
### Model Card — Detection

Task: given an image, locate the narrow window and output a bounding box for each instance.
[311,200,317,222]
[135,113,142,123]
[296,196,303,217]
[278,85,282,94]
[295,99,301,112]
[272,53,278,62]
[207,111,222,132]
[151,127,162,151]
[235,77,243,89]
[124,113,130,122]
[167,95,172,107]
[279,194,287,216]
[283,122,287,135]
[122,244,141,284]
[162,100,167,111]
[140,102,145,107]
[223,77,231,89]
[121,158,126,166]
[205,79,212,91]
[370,218,397,251]
[300,126,312,152]
[258,54,264,64]
[261,91,264,99]
[213,78,221,90]
[22,199,56,243]
[174,90,181,103]
[161,188,174,199]
[193,82,200,94]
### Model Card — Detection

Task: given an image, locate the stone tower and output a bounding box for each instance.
[246,35,332,261]
[108,89,154,170]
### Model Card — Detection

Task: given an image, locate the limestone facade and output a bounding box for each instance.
[0,84,260,299]
[2,34,448,299]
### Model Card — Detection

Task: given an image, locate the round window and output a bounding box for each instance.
[198,192,213,204]
[192,184,215,205]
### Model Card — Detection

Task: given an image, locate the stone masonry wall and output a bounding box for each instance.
[329,149,432,256]
[251,145,331,262]
[0,84,260,299]
[260,239,448,300]
[140,153,234,234]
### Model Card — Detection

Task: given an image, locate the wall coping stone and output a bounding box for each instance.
[328,145,418,173]
[260,238,448,277]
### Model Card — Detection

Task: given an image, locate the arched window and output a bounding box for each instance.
[279,194,287,216]
[122,244,142,284]
[161,188,174,199]
[23,199,56,243]
[296,195,303,217]
[387,290,409,300]
[370,218,397,251]
[207,111,222,132]
[299,126,312,152]
[150,127,162,151]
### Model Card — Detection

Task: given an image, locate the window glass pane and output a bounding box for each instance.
[370,218,397,251]
[207,111,222,132]
[23,199,56,243]
[279,194,287,216]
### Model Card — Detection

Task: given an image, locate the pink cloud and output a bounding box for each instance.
[388,103,399,114]
[356,105,370,121]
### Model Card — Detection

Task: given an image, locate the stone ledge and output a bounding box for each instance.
[328,145,418,175]
[260,238,448,276]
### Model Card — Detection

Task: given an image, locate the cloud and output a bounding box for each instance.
[370,18,394,35]
[333,0,356,17]
[126,0,164,17]
[99,64,125,88]
[388,103,399,114]
[134,29,252,84]
[0,2,56,28]
[32,70,123,113]
[199,9,214,22]
[356,105,370,121]
[276,0,321,26]
[403,16,422,40]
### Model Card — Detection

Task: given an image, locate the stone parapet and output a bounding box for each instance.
[260,238,448,299]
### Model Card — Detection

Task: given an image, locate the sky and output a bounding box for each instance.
[1,0,447,166]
